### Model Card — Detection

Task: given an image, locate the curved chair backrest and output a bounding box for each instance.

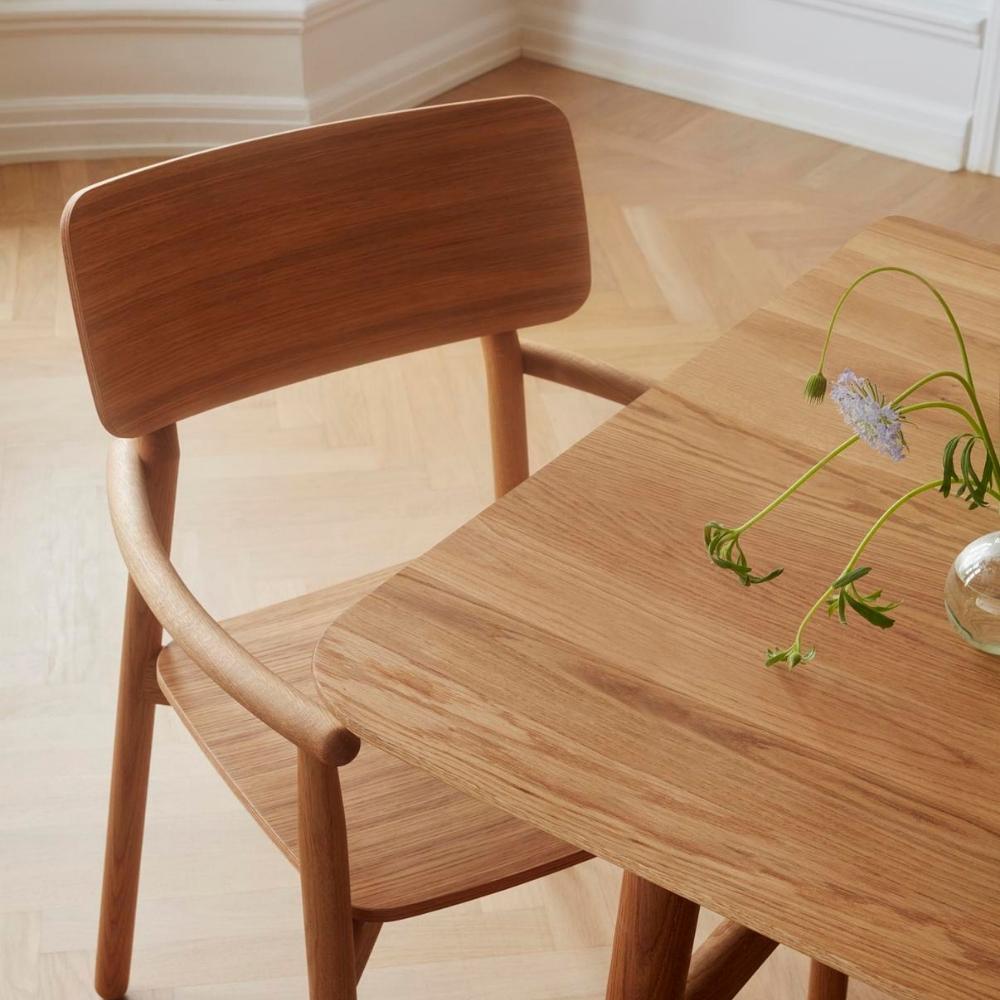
[62,96,591,438]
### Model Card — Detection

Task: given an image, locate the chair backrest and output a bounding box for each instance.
[62,96,591,438]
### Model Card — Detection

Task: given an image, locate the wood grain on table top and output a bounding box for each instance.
[314,216,1000,1000]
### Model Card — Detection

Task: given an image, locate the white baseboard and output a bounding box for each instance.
[521,5,972,170]
[776,0,987,46]
[0,0,985,169]
[309,10,521,122]
[0,2,520,163]
[0,0,304,33]
[0,94,309,163]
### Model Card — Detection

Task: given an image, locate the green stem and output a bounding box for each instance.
[892,369,972,405]
[900,400,982,435]
[793,480,942,650]
[816,267,999,480]
[737,436,858,533]
[736,399,982,534]
[818,267,971,378]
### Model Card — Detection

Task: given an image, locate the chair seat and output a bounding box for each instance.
[157,564,587,923]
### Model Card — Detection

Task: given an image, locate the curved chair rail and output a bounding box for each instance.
[107,431,360,766]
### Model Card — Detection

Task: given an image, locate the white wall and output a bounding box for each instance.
[0,2,309,160]
[521,0,990,170]
[968,0,1000,170]
[302,0,518,121]
[2,0,998,172]
[0,0,517,162]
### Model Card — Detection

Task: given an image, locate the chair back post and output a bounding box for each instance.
[127,424,181,696]
[95,422,178,999]
[134,424,181,553]
[481,331,530,497]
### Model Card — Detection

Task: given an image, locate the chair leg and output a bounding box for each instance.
[95,590,158,998]
[809,961,849,999]
[298,750,357,1000]
[353,919,382,982]
[606,871,700,1000]
[96,428,178,1000]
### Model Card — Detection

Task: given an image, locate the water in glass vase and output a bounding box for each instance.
[945,530,1000,654]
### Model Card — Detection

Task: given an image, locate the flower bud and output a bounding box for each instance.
[803,371,828,403]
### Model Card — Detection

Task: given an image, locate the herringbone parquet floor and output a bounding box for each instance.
[4,58,1000,998]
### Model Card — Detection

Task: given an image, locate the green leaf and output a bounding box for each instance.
[843,588,896,629]
[970,454,993,509]
[960,436,977,492]
[831,565,872,589]
[704,522,781,587]
[940,434,965,498]
[765,644,816,669]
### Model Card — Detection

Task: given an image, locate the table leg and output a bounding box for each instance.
[809,961,849,1000]
[685,920,779,1000]
[606,872,700,999]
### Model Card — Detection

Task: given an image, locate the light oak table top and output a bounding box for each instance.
[313,217,1000,1000]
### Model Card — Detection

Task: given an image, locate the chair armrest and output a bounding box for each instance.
[519,341,654,405]
[107,437,360,766]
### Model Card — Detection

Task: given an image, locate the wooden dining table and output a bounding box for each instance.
[312,216,1000,1000]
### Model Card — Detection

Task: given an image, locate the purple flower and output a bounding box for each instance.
[830,370,907,461]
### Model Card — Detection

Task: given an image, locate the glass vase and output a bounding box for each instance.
[945,530,1000,654]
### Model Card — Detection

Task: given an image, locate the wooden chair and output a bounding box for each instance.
[63,94,836,1000]
[60,95,646,1000]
